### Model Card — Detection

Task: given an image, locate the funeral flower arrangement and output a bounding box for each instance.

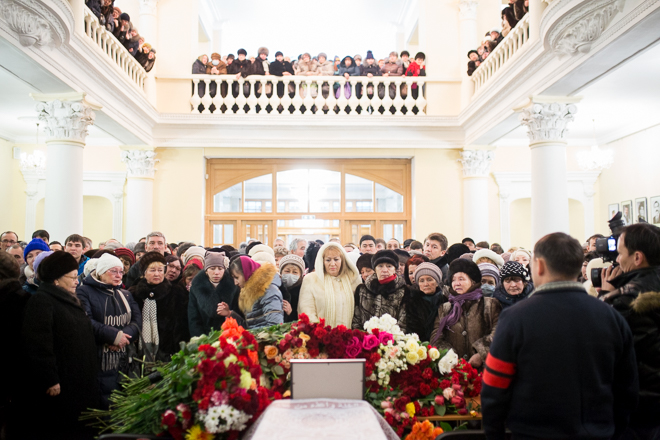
[89,314,481,439]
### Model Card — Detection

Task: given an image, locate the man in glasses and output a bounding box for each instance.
[1,231,19,252]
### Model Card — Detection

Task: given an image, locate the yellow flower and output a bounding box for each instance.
[470,410,478,417]
[406,402,416,418]
[186,425,214,440]
[223,354,237,367]
[417,348,427,360]
[428,347,440,361]
[299,332,311,346]
[406,351,419,365]
[239,369,252,389]
[405,339,420,353]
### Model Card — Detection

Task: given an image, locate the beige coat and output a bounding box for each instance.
[296,58,319,75]
[298,242,361,328]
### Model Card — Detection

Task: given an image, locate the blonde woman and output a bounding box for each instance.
[298,242,361,327]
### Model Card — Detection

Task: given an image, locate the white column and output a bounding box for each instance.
[519,99,578,243]
[121,149,158,243]
[139,0,159,106]
[528,0,546,41]
[32,93,100,242]
[459,149,495,242]
[459,0,479,107]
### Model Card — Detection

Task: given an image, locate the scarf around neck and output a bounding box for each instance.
[437,287,483,333]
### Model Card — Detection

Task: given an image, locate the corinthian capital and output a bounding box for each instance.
[459,0,478,20]
[459,149,494,177]
[519,100,578,143]
[121,149,158,178]
[31,93,100,144]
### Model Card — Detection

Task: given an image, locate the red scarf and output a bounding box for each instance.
[379,274,397,285]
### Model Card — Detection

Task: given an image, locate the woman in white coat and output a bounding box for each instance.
[298,242,361,328]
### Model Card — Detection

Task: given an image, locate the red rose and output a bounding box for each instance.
[419,383,432,396]
[440,379,451,389]
[458,408,468,415]
[422,368,433,380]
[394,395,410,412]
[161,409,176,427]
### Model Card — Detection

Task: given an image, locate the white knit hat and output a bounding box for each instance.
[96,253,124,276]
[183,246,206,265]
[252,251,276,266]
[84,258,99,278]
[248,244,274,257]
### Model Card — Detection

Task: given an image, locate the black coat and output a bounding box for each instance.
[21,282,100,440]
[0,279,29,404]
[77,275,142,408]
[280,281,301,323]
[227,58,251,77]
[404,287,446,342]
[605,266,660,427]
[492,282,534,310]
[192,58,207,75]
[361,63,381,76]
[124,261,141,288]
[129,279,189,361]
[188,270,239,337]
[270,60,294,76]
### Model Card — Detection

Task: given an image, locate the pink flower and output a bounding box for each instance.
[452,383,462,391]
[381,401,392,409]
[362,334,380,351]
[385,408,394,414]
[378,332,394,346]
[458,408,468,415]
[345,337,362,358]
[401,412,410,419]
[434,395,445,406]
[451,396,465,408]
[442,387,455,400]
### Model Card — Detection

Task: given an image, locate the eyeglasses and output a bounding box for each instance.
[107,269,124,276]
[1,239,17,244]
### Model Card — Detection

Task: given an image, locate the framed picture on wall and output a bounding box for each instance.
[651,196,660,226]
[621,200,632,225]
[635,197,648,223]
[608,203,619,220]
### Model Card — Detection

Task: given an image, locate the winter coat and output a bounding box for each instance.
[430,289,501,362]
[513,0,528,20]
[77,254,90,276]
[192,58,207,75]
[270,60,294,76]
[604,266,660,427]
[352,274,410,332]
[282,282,302,323]
[21,282,100,440]
[0,279,29,405]
[381,60,403,76]
[296,58,319,75]
[492,282,534,310]
[404,287,446,342]
[86,0,102,20]
[23,276,39,295]
[207,60,228,75]
[361,62,381,76]
[126,35,140,57]
[135,49,149,67]
[238,263,284,329]
[249,57,268,76]
[227,58,251,77]
[76,274,142,408]
[124,260,142,288]
[429,255,449,281]
[317,60,335,76]
[337,57,361,77]
[143,53,156,72]
[467,60,479,76]
[129,279,189,361]
[188,269,239,337]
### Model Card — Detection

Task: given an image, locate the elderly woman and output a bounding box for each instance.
[128,252,189,362]
[77,253,141,408]
[493,261,534,309]
[22,238,50,294]
[222,256,283,329]
[478,263,501,297]
[404,262,446,342]
[165,254,184,284]
[299,242,361,327]
[279,254,305,323]
[473,248,505,269]
[430,259,501,368]
[511,248,532,269]
[188,253,238,337]
[22,251,100,439]
[353,250,411,331]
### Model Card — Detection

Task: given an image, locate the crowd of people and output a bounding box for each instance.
[85,0,156,72]
[467,0,528,76]
[1,223,659,439]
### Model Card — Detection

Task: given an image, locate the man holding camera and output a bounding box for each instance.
[601,223,660,439]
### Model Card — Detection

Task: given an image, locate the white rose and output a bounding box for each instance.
[437,348,459,374]
[405,339,420,352]
[428,347,440,361]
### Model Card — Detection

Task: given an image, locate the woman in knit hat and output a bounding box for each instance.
[114,247,135,286]
[299,242,361,327]
[21,251,100,438]
[183,246,206,266]
[224,256,283,329]
[430,259,501,368]
[188,252,238,337]
[493,261,534,309]
[22,238,50,294]
[352,250,411,331]
[128,252,189,361]
[76,253,142,408]
[478,262,501,297]
[279,254,305,323]
[404,262,447,342]
[511,248,532,269]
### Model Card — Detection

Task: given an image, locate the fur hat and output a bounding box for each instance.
[279,254,305,274]
[248,244,274,257]
[445,243,471,265]
[365,50,374,60]
[114,247,135,265]
[473,249,505,269]
[356,253,373,272]
[237,48,247,56]
[447,258,482,285]
[478,263,501,286]
[500,261,530,282]
[467,49,479,58]
[96,253,124,276]
[258,47,269,56]
[414,262,443,285]
[211,52,221,60]
[183,246,206,265]
[139,251,167,274]
[371,250,399,269]
[393,249,410,264]
[37,251,79,284]
[318,52,327,60]
[204,252,228,271]
[510,248,532,264]
[24,238,50,261]
[353,54,362,61]
[133,242,146,255]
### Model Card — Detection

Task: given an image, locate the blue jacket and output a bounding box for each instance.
[77,254,90,276]
[238,264,283,329]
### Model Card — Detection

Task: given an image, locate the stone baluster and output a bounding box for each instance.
[392,78,405,115]
[257,77,270,113]
[235,78,248,114]
[291,79,303,115]
[224,78,236,113]
[201,79,212,114]
[302,78,315,114]
[348,78,360,115]
[280,78,293,114]
[246,79,258,114]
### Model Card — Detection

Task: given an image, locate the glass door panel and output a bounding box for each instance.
[381,221,406,243]
[210,221,236,247]
[244,221,272,246]
[348,221,375,245]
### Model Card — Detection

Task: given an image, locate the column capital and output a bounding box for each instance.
[121,149,158,178]
[139,0,158,15]
[31,92,100,144]
[458,0,479,20]
[518,97,580,144]
[458,149,494,177]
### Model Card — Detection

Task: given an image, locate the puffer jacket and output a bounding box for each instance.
[337,56,361,77]
[296,58,318,75]
[317,60,334,76]
[380,60,403,76]
[352,274,410,332]
[492,281,534,310]
[361,62,381,76]
[238,263,284,329]
[430,288,501,362]
[188,269,239,337]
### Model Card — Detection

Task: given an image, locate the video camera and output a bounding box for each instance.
[591,212,626,288]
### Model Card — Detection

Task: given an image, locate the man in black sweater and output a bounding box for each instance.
[482,232,638,440]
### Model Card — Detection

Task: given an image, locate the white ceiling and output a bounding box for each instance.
[494,41,660,147]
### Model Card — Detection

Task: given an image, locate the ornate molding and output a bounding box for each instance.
[549,0,625,56]
[0,0,63,47]
[519,102,577,143]
[34,99,96,143]
[458,150,494,177]
[121,150,158,178]
[458,0,478,20]
[139,0,158,15]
